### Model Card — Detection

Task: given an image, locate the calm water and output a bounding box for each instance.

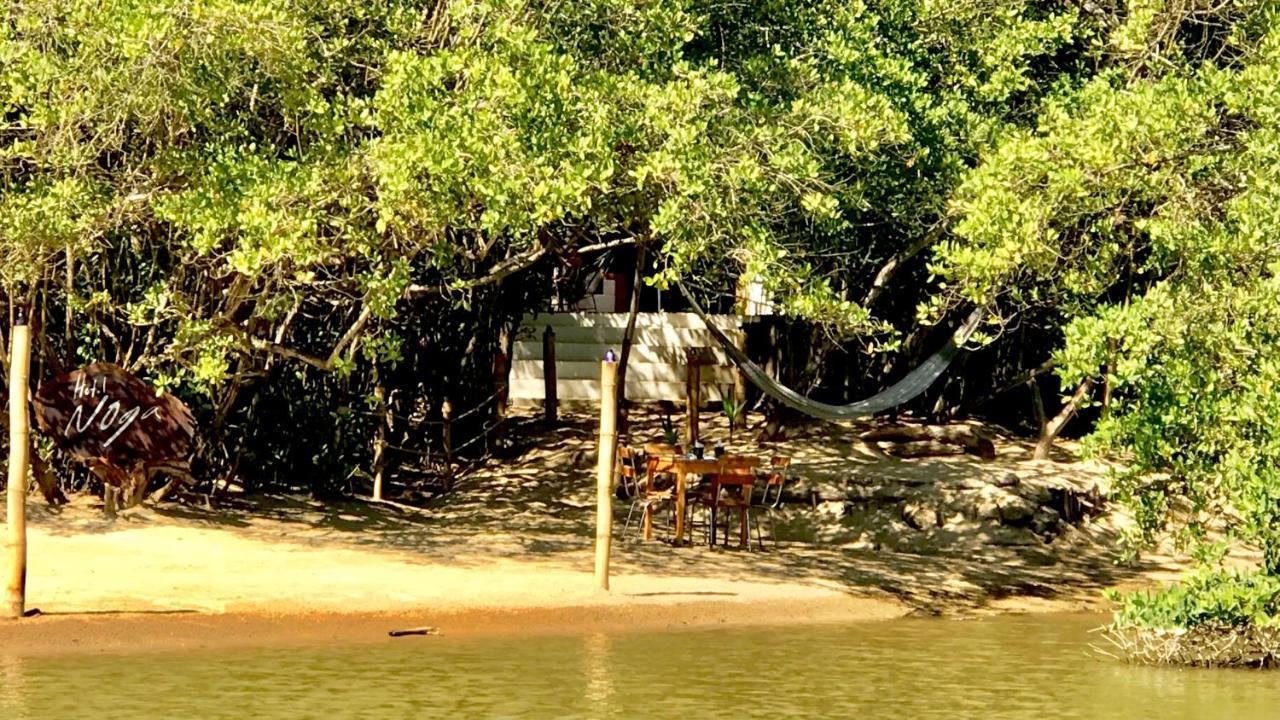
[4,615,1280,719]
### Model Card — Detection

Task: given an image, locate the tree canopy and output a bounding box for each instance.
[5,0,1280,616]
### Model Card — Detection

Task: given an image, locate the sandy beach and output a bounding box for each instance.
[1,414,1185,656]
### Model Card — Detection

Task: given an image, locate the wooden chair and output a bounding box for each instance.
[642,444,679,492]
[619,446,674,541]
[751,456,791,549]
[709,465,758,549]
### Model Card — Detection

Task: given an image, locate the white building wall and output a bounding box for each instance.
[509,312,744,404]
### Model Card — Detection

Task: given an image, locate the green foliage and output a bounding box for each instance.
[936,1,1280,583]
[6,0,1277,520]
[1108,569,1280,631]
[722,386,742,434]
[661,414,679,446]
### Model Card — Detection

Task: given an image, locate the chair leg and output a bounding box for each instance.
[623,501,636,541]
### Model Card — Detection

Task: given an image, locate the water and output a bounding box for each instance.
[4,615,1280,719]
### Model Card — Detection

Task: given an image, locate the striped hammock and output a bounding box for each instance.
[678,283,984,422]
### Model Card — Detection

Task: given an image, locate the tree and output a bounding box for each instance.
[935,0,1280,633]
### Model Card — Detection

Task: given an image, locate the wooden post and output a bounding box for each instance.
[441,398,454,491]
[685,348,701,447]
[5,307,31,619]
[372,383,388,501]
[733,328,747,429]
[594,355,618,591]
[493,327,512,444]
[543,326,557,424]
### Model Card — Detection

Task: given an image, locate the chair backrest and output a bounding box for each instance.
[644,443,680,457]
[758,456,791,508]
[617,446,644,498]
[714,463,756,503]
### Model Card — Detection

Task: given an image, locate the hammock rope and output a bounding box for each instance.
[677,283,984,422]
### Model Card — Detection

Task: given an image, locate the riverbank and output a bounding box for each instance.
[1,595,899,656]
[1,412,1186,656]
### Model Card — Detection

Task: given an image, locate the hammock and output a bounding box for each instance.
[678,283,984,422]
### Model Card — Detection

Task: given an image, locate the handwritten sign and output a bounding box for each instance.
[33,363,195,474]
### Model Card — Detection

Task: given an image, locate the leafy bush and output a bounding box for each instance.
[1108,569,1280,631]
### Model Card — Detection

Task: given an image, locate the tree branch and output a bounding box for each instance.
[862,226,943,307]
[229,304,371,371]
[403,237,636,297]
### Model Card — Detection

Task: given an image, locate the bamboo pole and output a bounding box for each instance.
[4,308,31,619]
[594,354,618,591]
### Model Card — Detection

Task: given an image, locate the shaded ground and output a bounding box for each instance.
[5,409,1182,628]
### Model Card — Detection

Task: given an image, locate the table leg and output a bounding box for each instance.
[709,495,717,548]
[674,472,687,545]
[643,503,654,541]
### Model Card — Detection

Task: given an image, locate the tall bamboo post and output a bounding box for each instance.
[594,352,618,591]
[4,306,31,619]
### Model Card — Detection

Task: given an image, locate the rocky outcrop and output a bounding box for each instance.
[773,469,1106,555]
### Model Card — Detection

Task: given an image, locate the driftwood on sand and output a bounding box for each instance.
[388,626,442,637]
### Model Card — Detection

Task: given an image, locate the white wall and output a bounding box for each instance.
[509,312,744,404]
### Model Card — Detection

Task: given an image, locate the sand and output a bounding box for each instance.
[1,498,900,655]
[0,412,1188,656]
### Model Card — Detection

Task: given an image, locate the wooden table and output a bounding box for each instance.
[644,454,761,544]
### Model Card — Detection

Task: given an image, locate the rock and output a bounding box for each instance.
[816,500,848,519]
[997,495,1038,527]
[984,526,1041,547]
[844,484,876,502]
[1031,508,1061,536]
[871,483,909,503]
[1015,483,1054,506]
[902,501,940,530]
[841,534,875,551]
[994,472,1020,488]
[974,487,1005,522]
[811,483,846,502]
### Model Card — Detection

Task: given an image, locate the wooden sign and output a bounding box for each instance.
[33,363,195,477]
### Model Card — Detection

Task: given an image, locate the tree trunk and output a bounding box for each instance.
[1034,379,1096,460]
[121,467,150,509]
[614,244,646,435]
[30,454,67,506]
[1029,378,1047,436]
